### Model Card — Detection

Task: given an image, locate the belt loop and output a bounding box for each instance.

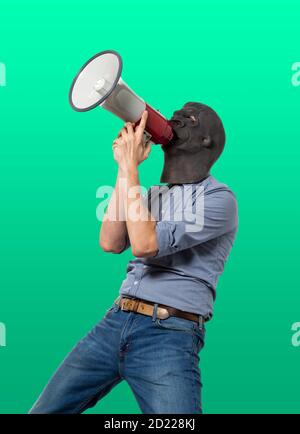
[152,303,158,322]
[198,315,203,329]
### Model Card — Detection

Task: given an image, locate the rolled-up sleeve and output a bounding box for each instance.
[154,189,238,258]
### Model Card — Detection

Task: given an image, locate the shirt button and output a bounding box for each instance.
[134,281,138,285]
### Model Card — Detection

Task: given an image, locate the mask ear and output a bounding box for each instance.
[202,136,212,147]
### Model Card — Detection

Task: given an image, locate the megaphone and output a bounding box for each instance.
[69,50,174,146]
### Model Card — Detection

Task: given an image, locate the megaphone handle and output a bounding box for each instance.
[143,131,152,146]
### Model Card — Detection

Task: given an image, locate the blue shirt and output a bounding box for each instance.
[119,175,238,318]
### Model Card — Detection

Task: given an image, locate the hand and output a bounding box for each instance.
[112,111,151,173]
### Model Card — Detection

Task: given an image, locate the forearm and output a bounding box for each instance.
[106,110,156,256]
[100,169,128,253]
[121,166,158,257]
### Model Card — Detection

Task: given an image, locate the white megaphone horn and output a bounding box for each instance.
[69,50,174,146]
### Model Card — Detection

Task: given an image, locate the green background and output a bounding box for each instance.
[0,0,299,414]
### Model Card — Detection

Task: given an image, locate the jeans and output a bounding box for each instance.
[29,301,206,414]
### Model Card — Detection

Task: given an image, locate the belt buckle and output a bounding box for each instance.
[121,299,130,311]
[121,298,139,312]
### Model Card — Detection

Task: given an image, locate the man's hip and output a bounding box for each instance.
[29,301,205,414]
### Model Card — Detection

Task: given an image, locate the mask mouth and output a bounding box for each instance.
[166,124,192,148]
[169,118,185,128]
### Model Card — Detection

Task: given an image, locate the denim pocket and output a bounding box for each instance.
[104,305,115,318]
[192,324,206,353]
[154,316,195,334]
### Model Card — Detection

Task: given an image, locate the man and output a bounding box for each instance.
[29,102,238,414]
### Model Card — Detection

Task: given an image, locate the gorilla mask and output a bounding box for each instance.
[160,102,226,184]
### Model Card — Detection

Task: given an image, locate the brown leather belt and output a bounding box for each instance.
[114,296,206,325]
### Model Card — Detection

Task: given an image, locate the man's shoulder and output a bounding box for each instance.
[204,175,237,199]
[202,176,238,225]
